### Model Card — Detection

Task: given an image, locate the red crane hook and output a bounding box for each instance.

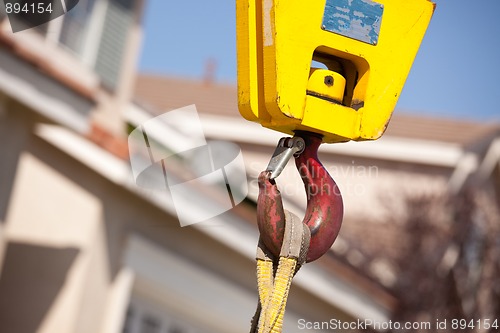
[257,132,344,262]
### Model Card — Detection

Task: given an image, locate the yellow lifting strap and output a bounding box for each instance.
[250,212,311,333]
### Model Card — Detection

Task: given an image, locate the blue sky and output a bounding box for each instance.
[139,0,500,122]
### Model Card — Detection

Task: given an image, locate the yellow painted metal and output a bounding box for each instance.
[237,0,435,143]
[307,69,346,104]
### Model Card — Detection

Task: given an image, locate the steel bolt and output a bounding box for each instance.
[324,75,334,86]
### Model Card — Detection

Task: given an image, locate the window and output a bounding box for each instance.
[140,315,162,333]
[94,0,135,88]
[122,307,135,333]
[121,297,205,333]
[34,0,136,89]
[59,0,97,56]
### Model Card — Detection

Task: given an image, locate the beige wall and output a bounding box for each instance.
[0,106,108,332]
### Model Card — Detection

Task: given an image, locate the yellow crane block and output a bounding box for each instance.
[237,0,435,143]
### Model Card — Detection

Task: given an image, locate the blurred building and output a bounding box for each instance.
[134,75,500,327]
[0,1,499,333]
[0,2,394,333]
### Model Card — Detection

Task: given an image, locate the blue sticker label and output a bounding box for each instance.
[322,0,384,45]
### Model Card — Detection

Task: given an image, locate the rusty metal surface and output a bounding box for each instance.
[257,132,344,262]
